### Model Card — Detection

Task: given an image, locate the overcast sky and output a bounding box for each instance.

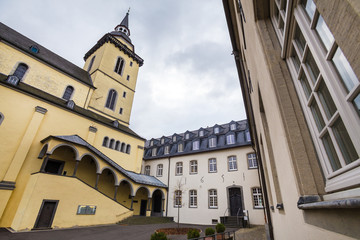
[0,0,246,139]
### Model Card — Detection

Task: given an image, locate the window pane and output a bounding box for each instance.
[302,0,316,20]
[315,15,334,51]
[332,118,358,165]
[310,100,325,131]
[299,71,312,99]
[353,93,360,117]
[291,50,301,73]
[332,47,358,93]
[294,25,306,55]
[322,132,342,171]
[305,51,320,84]
[317,81,337,119]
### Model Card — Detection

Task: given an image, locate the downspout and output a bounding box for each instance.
[166,157,171,217]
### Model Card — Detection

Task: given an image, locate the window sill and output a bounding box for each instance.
[298,198,360,210]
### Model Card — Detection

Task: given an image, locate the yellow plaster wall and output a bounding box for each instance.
[11,173,133,231]
[0,84,144,227]
[0,42,91,107]
[87,71,134,124]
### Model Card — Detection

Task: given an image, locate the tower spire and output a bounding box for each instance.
[114,10,130,37]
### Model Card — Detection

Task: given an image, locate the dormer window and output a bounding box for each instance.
[230,124,236,130]
[150,140,154,146]
[245,131,251,142]
[199,130,204,137]
[214,127,219,134]
[209,137,217,148]
[178,143,184,152]
[161,138,165,144]
[185,133,189,139]
[193,141,199,150]
[173,136,177,142]
[164,146,170,155]
[226,134,235,145]
[151,148,157,156]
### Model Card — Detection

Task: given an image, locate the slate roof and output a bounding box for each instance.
[144,120,251,160]
[41,135,167,188]
[0,22,94,88]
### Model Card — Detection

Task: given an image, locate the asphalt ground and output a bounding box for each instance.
[0,223,265,240]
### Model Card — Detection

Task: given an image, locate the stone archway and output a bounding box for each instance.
[134,187,150,216]
[116,180,133,208]
[76,155,98,187]
[152,189,164,217]
[97,168,117,199]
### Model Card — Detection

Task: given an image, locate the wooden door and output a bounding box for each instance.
[229,188,242,216]
[34,200,59,229]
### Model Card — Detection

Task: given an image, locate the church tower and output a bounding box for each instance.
[83,11,143,127]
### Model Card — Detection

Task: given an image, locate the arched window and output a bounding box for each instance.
[126,144,131,154]
[0,113,4,126]
[62,86,74,100]
[87,55,96,72]
[115,141,121,151]
[121,143,126,152]
[105,89,117,110]
[114,57,125,75]
[13,63,28,81]
[109,139,115,149]
[102,137,109,147]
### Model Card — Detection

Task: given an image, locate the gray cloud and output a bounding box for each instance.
[0,0,247,139]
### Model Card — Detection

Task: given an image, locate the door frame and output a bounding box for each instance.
[227,186,244,216]
[33,199,59,230]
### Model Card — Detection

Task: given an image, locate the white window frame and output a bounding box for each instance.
[252,187,264,209]
[214,127,219,134]
[248,153,258,169]
[226,134,235,145]
[230,123,236,130]
[284,1,360,192]
[208,189,218,208]
[157,164,163,177]
[199,130,204,137]
[178,143,184,152]
[228,156,238,171]
[209,158,217,173]
[190,160,198,174]
[144,166,151,176]
[174,190,182,208]
[151,148,157,157]
[176,162,183,175]
[192,141,199,150]
[209,137,216,148]
[189,190,197,208]
[164,145,170,155]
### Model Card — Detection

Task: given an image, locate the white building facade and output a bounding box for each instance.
[143,120,265,226]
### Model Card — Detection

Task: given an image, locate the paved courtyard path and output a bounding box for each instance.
[0,223,264,240]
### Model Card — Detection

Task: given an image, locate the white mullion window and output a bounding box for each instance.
[270,0,289,45]
[190,160,198,174]
[286,1,360,191]
[248,153,258,169]
[174,190,182,208]
[252,187,264,208]
[189,190,197,208]
[157,164,163,177]
[228,156,238,171]
[209,158,217,173]
[208,189,218,208]
[176,162,183,176]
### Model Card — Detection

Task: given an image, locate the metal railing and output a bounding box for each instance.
[236,208,241,225]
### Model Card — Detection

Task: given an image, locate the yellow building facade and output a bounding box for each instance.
[0,13,167,231]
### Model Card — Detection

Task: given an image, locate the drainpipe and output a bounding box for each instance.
[166,157,171,217]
